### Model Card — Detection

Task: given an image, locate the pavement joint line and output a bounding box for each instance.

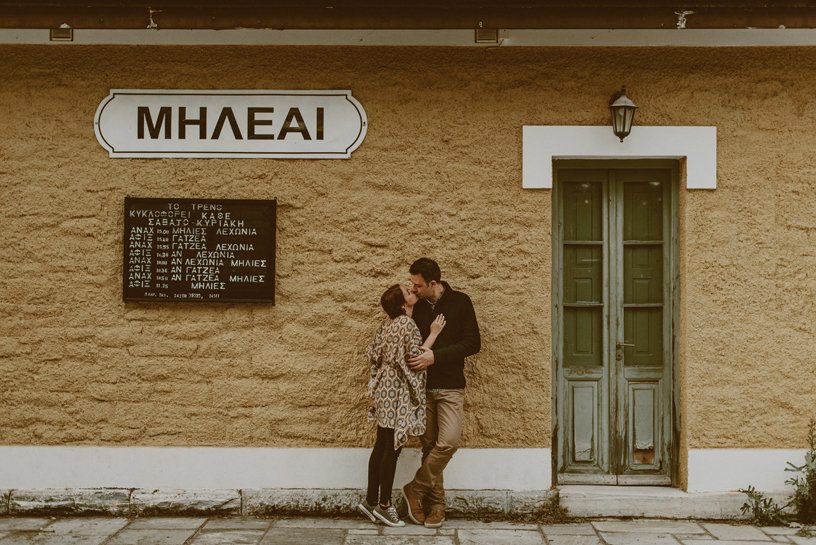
[591,520,610,545]
[702,525,717,540]
[182,518,208,545]
[257,516,276,543]
[99,517,131,545]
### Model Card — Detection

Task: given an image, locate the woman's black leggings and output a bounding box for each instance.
[366,426,403,506]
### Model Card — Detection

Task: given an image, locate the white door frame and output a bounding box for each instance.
[522,126,717,189]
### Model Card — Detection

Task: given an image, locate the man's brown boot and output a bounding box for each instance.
[424,507,445,528]
[401,483,425,524]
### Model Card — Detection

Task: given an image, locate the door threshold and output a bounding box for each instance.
[559,485,750,519]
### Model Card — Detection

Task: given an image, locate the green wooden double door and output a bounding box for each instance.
[553,161,679,486]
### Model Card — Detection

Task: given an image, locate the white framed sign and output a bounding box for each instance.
[94,90,367,159]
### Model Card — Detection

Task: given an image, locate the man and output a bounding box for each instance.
[402,257,481,528]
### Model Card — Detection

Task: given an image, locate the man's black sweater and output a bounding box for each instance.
[412,281,481,389]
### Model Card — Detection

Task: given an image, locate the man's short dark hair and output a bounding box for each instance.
[380,284,406,319]
[410,257,441,284]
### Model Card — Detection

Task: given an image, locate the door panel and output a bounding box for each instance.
[564,307,603,367]
[629,383,659,468]
[554,162,677,486]
[556,169,611,478]
[564,246,603,304]
[563,180,603,241]
[623,247,662,304]
[624,308,663,367]
[570,382,598,463]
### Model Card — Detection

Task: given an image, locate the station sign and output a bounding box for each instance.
[95,90,367,158]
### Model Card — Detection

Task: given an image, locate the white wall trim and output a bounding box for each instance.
[1,446,807,493]
[688,449,807,493]
[522,126,717,189]
[0,447,551,491]
[3,28,816,46]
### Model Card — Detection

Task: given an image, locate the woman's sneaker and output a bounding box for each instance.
[373,504,405,527]
[357,499,378,524]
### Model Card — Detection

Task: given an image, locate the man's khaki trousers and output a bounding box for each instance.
[411,389,464,510]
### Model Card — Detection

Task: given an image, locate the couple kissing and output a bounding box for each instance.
[359,257,481,529]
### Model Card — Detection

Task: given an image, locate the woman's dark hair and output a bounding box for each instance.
[409,257,441,284]
[380,284,406,319]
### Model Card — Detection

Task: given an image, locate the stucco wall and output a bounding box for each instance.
[0,45,814,452]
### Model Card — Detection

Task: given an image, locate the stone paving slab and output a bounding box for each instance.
[344,537,454,545]
[259,528,345,545]
[245,489,364,518]
[434,520,538,530]
[201,519,272,530]
[0,519,52,531]
[508,490,559,517]
[382,525,438,535]
[674,534,715,540]
[272,517,372,529]
[701,523,773,541]
[680,542,783,545]
[594,520,706,533]
[545,536,603,545]
[132,489,241,517]
[789,537,816,545]
[348,529,380,535]
[541,523,597,535]
[444,490,507,518]
[107,529,199,545]
[0,535,108,545]
[764,528,802,535]
[188,529,266,544]
[9,489,130,516]
[600,532,681,544]
[457,528,546,545]
[127,517,208,530]
[48,517,129,535]
[772,537,793,543]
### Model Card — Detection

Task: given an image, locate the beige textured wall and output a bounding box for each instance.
[1,45,815,454]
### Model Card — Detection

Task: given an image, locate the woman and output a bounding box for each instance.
[358,284,445,527]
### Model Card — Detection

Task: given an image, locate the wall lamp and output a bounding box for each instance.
[609,86,638,142]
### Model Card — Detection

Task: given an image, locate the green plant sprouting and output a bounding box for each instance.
[785,417,816,525]
[738,485,788,526]
[740,416,816,527]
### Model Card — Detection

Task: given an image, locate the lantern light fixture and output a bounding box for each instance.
[609,86,638,143]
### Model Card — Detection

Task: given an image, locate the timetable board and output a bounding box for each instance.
[123,197,276,303]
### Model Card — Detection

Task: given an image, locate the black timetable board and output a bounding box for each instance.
[123,197,276,303]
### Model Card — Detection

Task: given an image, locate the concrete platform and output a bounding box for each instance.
[0,487,794,519]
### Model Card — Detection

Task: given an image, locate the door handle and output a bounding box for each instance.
[616,342,635,349]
